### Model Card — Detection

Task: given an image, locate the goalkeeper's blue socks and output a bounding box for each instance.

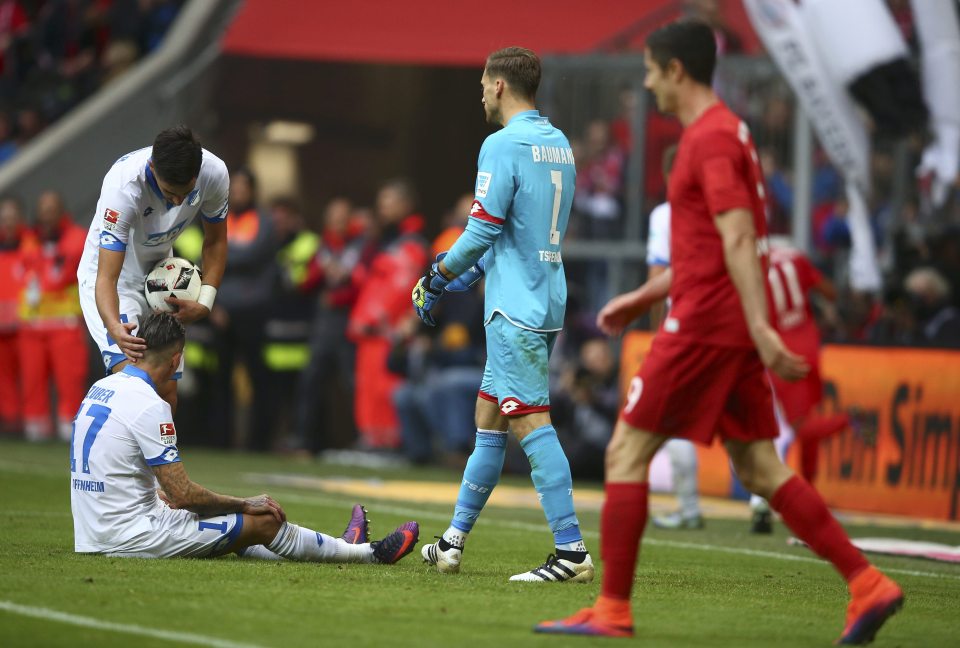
[441,429,507,550]
[520,424,585,551]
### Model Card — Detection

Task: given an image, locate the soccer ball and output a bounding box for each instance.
[144,257,201,313]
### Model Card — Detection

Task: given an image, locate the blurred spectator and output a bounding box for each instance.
[551,338,619,480]
[431,192,473,259]
[17,190,86,441]
[294,197,372,453]
[348,178,428,450]
[820,194,852,251]
[390,269,485,467]
[574,119,624,239]
[904,267,960,346]
[0,1,183,165]
[259,196,320,451]
[0,196,24,435]
[0,111,17,164]
[214,168,276,449]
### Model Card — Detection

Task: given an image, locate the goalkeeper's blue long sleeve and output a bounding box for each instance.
[443,217,501,277]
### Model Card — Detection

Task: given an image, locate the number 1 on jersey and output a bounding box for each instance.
[549,170,562,245]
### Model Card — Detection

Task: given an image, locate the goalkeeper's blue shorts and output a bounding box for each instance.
[478,313,557,417]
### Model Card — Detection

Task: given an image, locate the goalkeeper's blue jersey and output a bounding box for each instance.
[471,110,575,332]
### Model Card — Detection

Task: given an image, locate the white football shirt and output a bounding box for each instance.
[77,146,229,294]
[646,201,671,267]
[70,365,182,553]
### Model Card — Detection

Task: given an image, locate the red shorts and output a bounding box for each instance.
[621,335,777,445]
[770,365,822,423]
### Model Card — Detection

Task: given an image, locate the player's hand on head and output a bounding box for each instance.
[243,494,286,523]
[412,262,451,326]
[753,325,810,382]
[164,296,210,324]
[109,320,146,361]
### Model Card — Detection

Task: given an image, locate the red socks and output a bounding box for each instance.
[600,482,649,600]
[770,476,869,582]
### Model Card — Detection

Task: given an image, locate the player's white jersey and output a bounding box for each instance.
[77,146,229,294]
[70,365,181,553]
[646,201,671,267]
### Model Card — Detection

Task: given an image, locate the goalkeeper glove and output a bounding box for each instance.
[411,262,450,326]
[436,252,485,292]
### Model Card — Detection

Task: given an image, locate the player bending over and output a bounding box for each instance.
[412,47,593,582]
[536,20,902,644]
[70,311,419,563]
[78,125,227,413]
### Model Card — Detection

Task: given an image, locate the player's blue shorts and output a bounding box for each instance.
[479,313,557,417]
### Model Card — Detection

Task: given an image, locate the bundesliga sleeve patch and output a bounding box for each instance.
[469,199,504,225]
[159,422,177,445]
[103,208,120,230]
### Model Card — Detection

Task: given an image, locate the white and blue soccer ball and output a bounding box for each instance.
[144,257,201,313]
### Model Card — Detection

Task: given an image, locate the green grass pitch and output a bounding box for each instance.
[1,439,958,647]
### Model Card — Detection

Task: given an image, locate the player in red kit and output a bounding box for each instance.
[536,21,902,644]
[767,239,852,484]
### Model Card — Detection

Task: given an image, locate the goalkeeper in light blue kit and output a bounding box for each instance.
[412,46,593,582]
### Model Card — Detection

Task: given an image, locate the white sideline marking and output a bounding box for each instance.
[250,487,960,583]
[0,601,266,648]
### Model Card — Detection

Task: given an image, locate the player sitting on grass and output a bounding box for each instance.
[70,311,419,563]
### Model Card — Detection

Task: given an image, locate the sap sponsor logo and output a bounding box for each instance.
[538,250,562,263]
[73,478,105,492]
[159,422,177,445]
[462,478,490,494]
[531,145,574,165]
[99,231,122,248]
[143,220,188,247]
[476,172,492,198]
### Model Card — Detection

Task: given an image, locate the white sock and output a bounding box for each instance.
[556,540,587,553]
[750,494,770,512]
[267,522,374,563]
[237,544,282,560]
[667,440,701,519]
[442,526,467,549]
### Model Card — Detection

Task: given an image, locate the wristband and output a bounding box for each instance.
[198,284,217,310]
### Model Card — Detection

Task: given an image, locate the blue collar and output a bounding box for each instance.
[122,364,157,390]
[145,160,174,209]
[507,109,543,126]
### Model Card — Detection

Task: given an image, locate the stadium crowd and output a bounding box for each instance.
[0,0,183,165]
[0,0,958,477]
[2,143,957,469]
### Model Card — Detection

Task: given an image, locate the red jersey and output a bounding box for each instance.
[768,245,823,360]
[666,102,769,348]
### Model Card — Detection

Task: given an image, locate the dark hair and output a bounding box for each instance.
[646,20,716,86]
[270,196,300,214]
[379,177,419,210]
[485,47,541,100]
[233,167,258,192]
[140,312,185,360]
[152,125,202,186]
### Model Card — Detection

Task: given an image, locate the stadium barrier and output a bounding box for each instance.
[620,331,960,521]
